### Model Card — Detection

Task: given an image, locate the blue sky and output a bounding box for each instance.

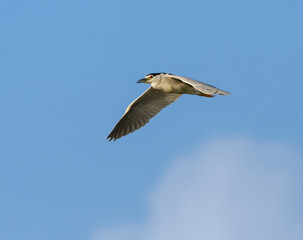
[1,0,303,240]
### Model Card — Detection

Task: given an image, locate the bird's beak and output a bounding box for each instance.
[137,78,146,83]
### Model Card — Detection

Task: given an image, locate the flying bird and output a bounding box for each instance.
[107,73,230,141]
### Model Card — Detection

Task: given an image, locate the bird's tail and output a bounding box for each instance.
[217,89,231,95]
[198,89,230,97]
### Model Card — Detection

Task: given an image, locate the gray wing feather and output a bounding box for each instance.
[171,75,230,96]
[107,87,181,141]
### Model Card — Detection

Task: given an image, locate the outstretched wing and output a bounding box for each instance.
[107,87,181,141]
[170,75,230,96]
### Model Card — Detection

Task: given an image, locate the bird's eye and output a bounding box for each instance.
[149,75,153,79]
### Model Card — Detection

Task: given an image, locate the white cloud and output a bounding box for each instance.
[94,136,303,240]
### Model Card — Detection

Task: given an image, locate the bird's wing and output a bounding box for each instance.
[169,75,230,96]
[107,87,181,141]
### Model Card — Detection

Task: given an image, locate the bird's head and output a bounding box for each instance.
[137,73,166,84]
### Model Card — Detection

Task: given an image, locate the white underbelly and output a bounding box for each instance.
[152,78,199,94]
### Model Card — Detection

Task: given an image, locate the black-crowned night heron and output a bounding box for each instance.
[107,73,230,141]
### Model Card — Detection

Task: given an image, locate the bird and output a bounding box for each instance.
[107,73,230,141]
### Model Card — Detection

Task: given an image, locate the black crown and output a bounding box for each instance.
[147,72,171,76]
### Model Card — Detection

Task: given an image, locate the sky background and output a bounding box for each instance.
[1,0,303,240]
